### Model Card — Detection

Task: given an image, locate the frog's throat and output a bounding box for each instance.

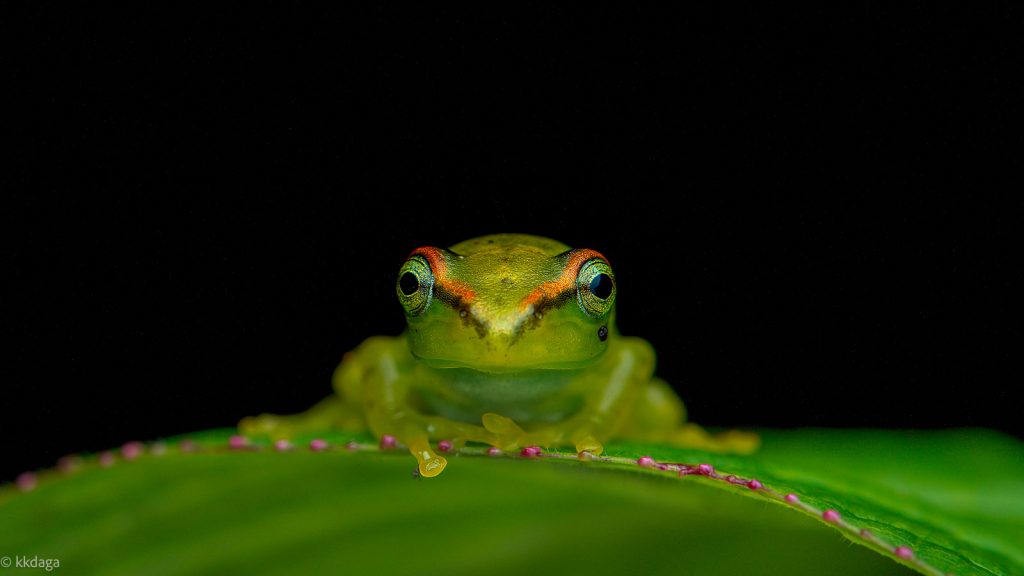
[416,367,584,423]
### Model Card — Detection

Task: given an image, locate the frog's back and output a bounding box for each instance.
[449,234,571,257]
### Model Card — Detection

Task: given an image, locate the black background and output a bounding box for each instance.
[7,6,1019,482]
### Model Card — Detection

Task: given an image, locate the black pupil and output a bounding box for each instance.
[589,273,613,300]
[399,272,420,296]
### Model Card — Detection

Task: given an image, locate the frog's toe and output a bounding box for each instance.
[574,435,604,456]
[482,413,522,434]
[239,414,291,438]
[718,430,760,454]
[400,429,449,478]
[418,454,447,477]
[672,424,761,454]
[481,413,526,450]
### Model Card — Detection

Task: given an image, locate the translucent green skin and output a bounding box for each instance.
[242,234,736,477]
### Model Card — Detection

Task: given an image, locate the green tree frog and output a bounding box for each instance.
[242,234,757,477]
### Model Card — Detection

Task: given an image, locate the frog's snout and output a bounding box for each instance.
[462,306,536,342]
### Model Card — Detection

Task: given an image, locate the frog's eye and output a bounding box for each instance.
[396,256,434,316]
[576,258,616,317]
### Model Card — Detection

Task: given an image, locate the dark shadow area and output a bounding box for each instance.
[7,6,1018,482]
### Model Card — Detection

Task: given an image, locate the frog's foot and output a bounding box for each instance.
[239,413,308,439]
[522,428,604,457]
[571,434,604,456]
[239,396,361,440]
[389,421,448,478]
[484,415,606,457]
[480,414,606,457]
[407,438,448,478]
[422,416,498,450]
[481,413,529,451]
[384,417,496,477]
[671,424,760,454]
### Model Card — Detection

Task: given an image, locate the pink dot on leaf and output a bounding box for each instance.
[520,446,542,457]
[15,472,37,492]
[121,441,144,460]
[57,455,82,473]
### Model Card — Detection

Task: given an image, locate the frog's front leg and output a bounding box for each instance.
[485,337,655,456]
[357,338,496,477]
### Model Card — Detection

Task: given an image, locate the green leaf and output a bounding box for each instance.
[2,429,1020,576]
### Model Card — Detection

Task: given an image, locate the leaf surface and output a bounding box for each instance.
[2,428,1020,576]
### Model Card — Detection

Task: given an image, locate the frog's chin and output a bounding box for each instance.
[410,353,601,374]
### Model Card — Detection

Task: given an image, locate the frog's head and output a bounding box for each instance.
[396,234,616,372]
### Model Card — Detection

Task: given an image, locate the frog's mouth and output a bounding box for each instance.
[405,306,611,372]
[411,352,602,373]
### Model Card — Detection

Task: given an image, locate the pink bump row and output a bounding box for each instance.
[618,459,933,574]
[309,438,329,452]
